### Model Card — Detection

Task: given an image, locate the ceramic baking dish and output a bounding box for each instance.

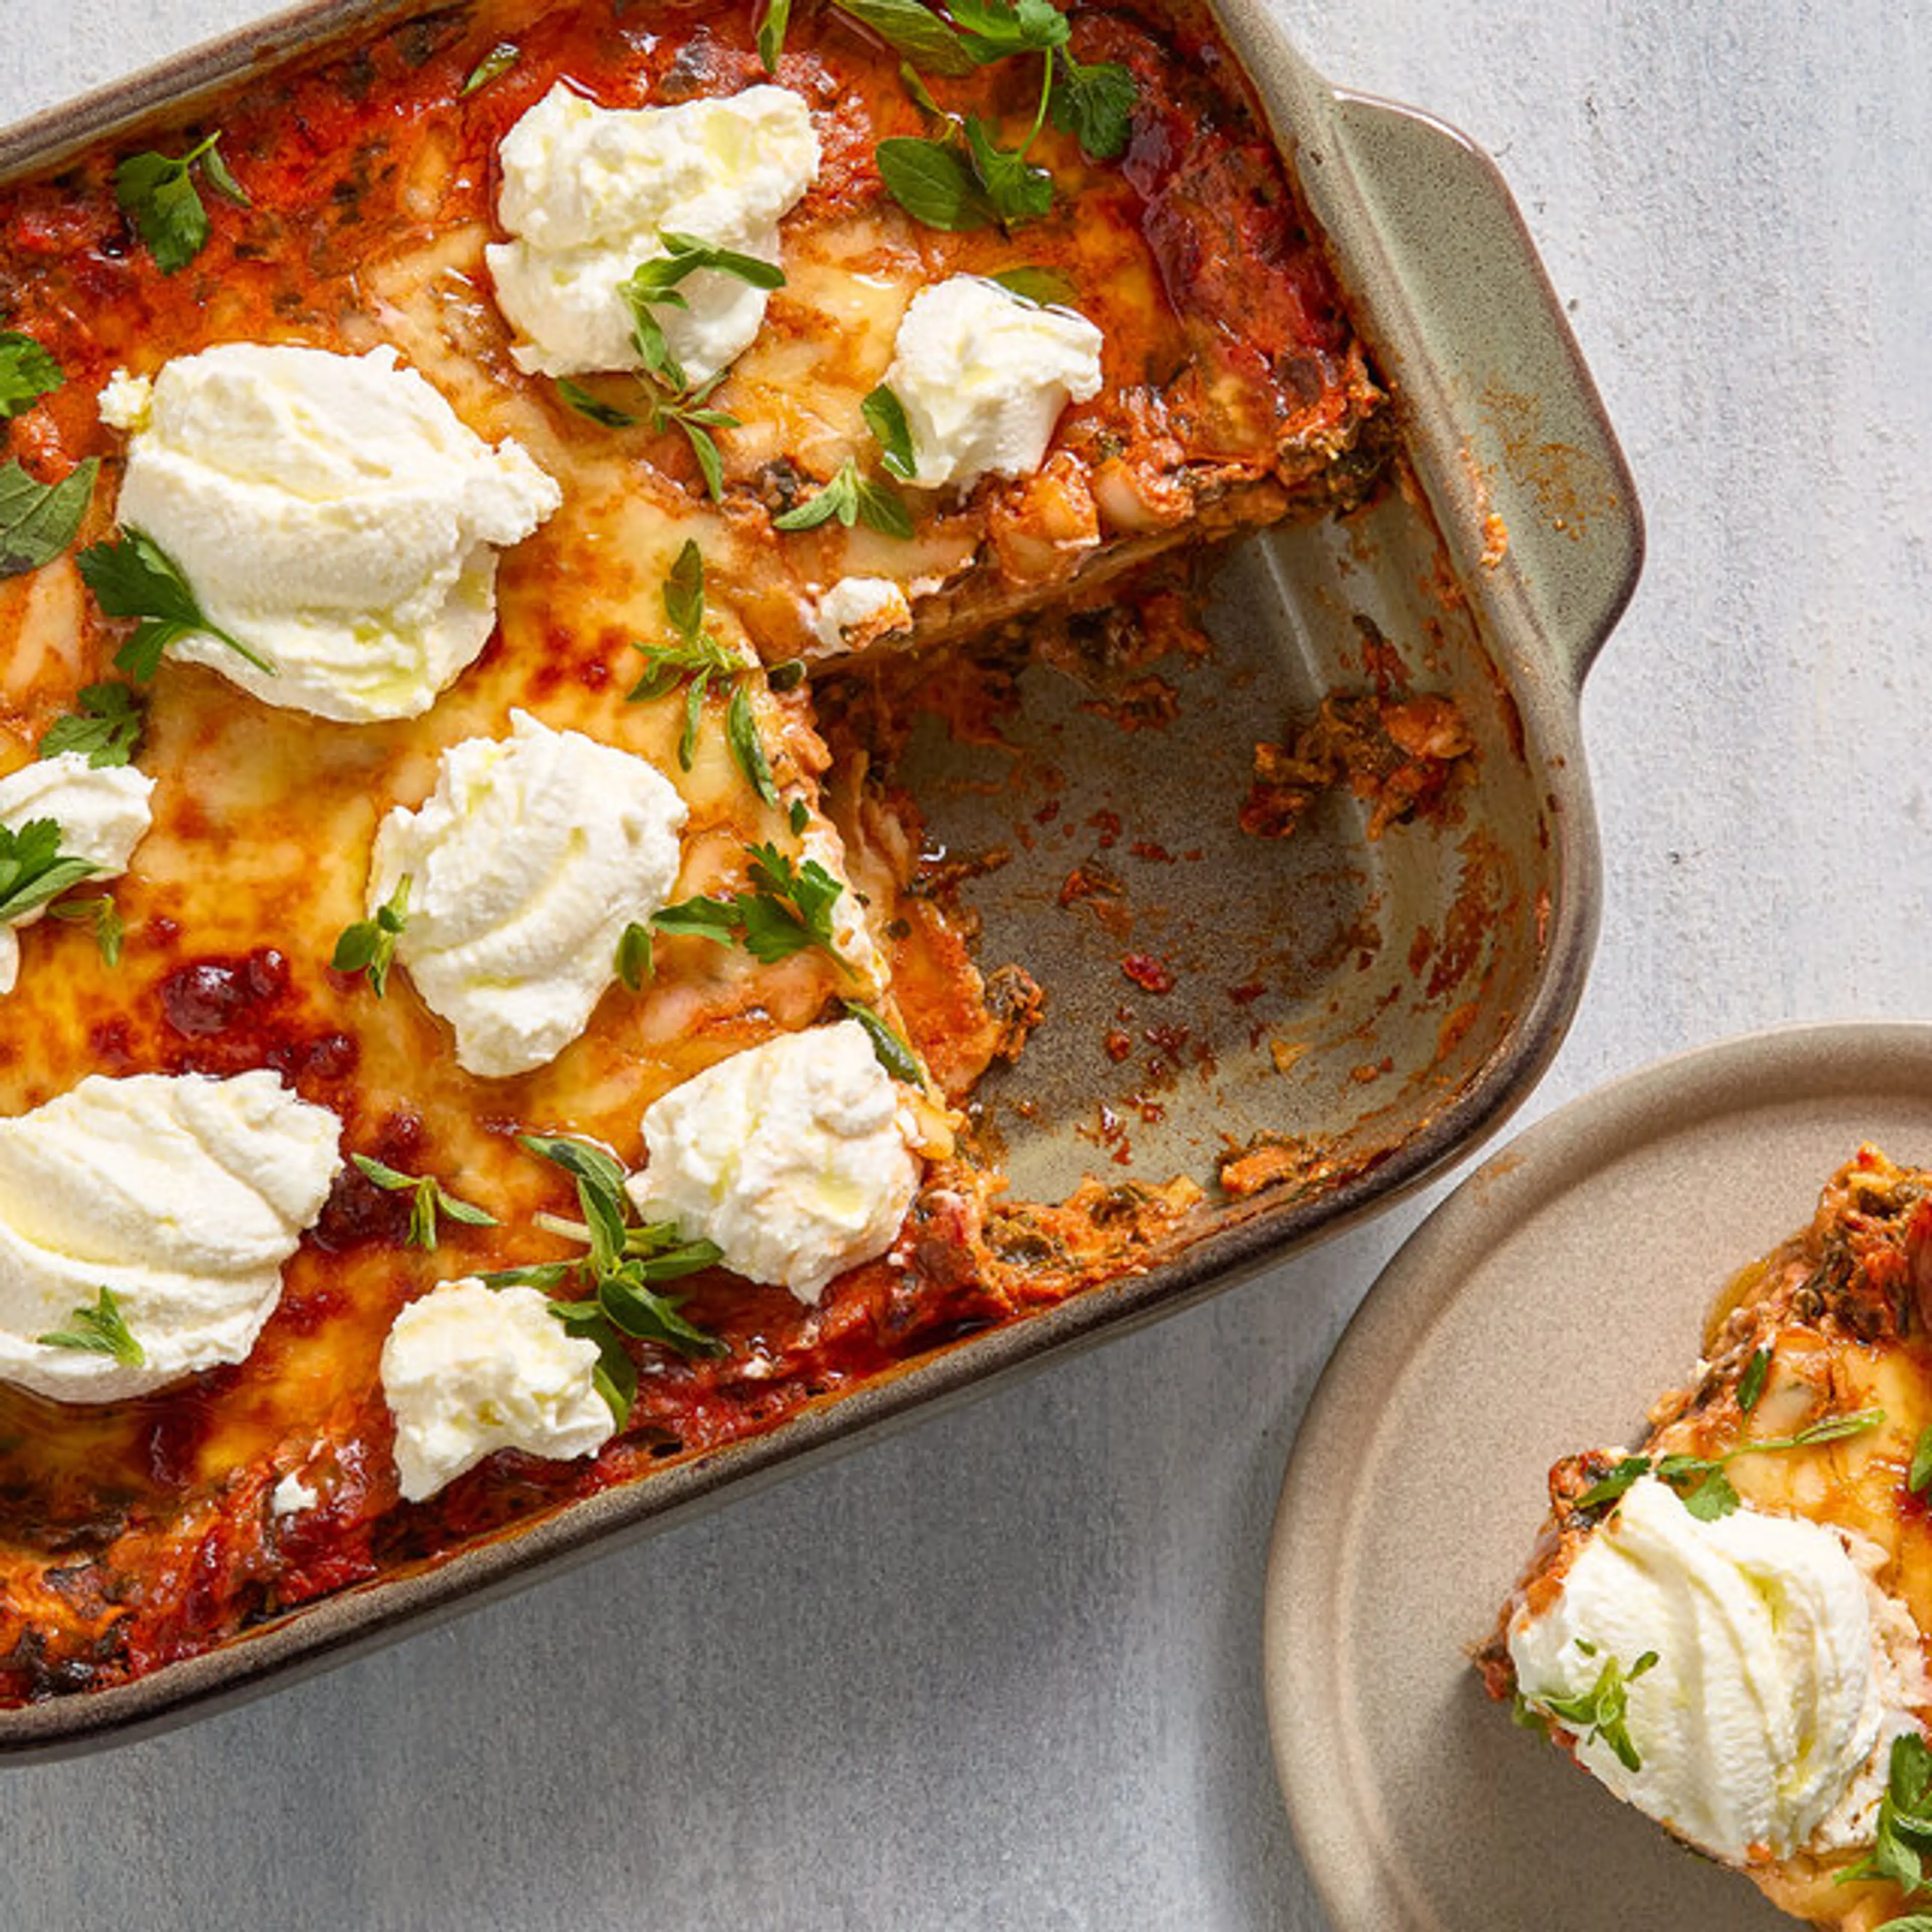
[0,0,1641,1753]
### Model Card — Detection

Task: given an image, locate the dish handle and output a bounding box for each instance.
[1310,90,1645,693]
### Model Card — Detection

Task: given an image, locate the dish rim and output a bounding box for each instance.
[0,0,1638,1754]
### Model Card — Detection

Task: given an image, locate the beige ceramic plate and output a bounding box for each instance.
[1263,1023,1932,1932]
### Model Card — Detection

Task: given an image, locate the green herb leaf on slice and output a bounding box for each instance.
[615,919,656,992]
[1911,1424,1932,1498]
[39,682,144,769]
[0,332,63,420]
[78,525,273,681]
[1742,1406,1887,1454]
[331,872,412,998]
[1048,47,1138,159]
[596,1265,728,1357]
[461,41,521,97]
[987,263,1078,308]
[517,1132,631,1211]
[38,1286,144,1367]
[787,795,810,834]
[114,131,244,275]
[829,0,978,75]
[772,458,912,538]
[1573,1455,1652,1513]
[1521,1649,1657,1775]
[351,1153,498,1251]
[1836,1732,1932,1895]
[1736,1343,1772,1415]
[0,818,100,927]
[727,683,779,807]
[49,893,124,967]
[768,660,808,694]
[963,115,1055,227]
[0,457,98,580]
[556,378,639,428]
[875,135,996,231]
[862,383,918,479]
[843,1001,921,1083]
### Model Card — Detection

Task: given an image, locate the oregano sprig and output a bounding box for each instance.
[351,1153,498,1251]
[332,873,412,998]
[38,1286,144,1367]
[1514,1643,1658,1774]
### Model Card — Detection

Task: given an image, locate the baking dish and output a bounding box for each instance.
[0,0,1640,1754]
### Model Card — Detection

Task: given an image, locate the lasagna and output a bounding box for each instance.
[1482,1148,1932,1929]
[0,0,1382,1705]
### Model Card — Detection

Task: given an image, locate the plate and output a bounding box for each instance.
[1262,1022,1932,1932]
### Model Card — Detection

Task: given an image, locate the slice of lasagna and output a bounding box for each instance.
[1481,1148,1932,1929]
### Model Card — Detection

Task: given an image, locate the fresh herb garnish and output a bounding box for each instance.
[650,842,847,973]
[332,873,412,998]
[39,682,144,769]
[757,0,792,71]
[1047,46,1138,158]
[787,796,810,834]
[352,1153,498,1251]
[613,232,783,497]
[875,133,998,231]
[1837,1732,1932,1896]
[987,263,1078,307]
[0,457,98,579]
[768,660,808,694]
[615,920,655,993]
[114,131,248,276]
[1736,1343,1772,1415]
[485,1133,728,1423]
[1574,1406,1889,1522]
[772,457,913,538]
[460,41,521,96]
[1911,1424,1932,1498]
[861,383,917,479]
[843,1000,921,1083]
[555,377,639,429]
[77,526,273,682]
[0,818,99,928]
[1515,1647,1657,1774]
[49,893,124,968]
[38,1286,144,1367]
[0,332,62,420]
[727,684,779,808]
[830,0,977,74]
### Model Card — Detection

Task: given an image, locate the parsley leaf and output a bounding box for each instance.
[39,682,144,769]
[829,0,977,74]
[758,0,792,72]
[988,263,1079,308]
[555,378,639,428]
[38,1286,144,1367]
[843,1001,921,1083]
[949,0,1069,62]
[1048,48,1138,159]
[49,893,124,968]
[460,41,520,96]
[0,332,62,420]
[1517,1649,1657,1774]
[1574,1406,1889,1522]
[653,841,848,970]
[772,458,913,538]
[0,457,98,579]
[114,131,245,275]
[861,383,917,479]
[1736,1343,1772,1415]
[0,818,99,926]
[352,1153,498,1250]
[503,1133,728,1415]
[332,872,412,997]
[727,683,779,808]
[1836,1732,1932,1896]
[875,135,997,231]
[77,526,273,681]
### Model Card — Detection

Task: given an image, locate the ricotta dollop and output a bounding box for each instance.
[627,1020,920,1304]
[380,1278,615,1502]
[0,752,153,994]
[809,576,912,657]
[368,709,688,1079]
[487,83,821,380]
[109,343,560,721]
[1507,1475,1928,1862]
[0,1071,341,1402]
[884,277,1104,492]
